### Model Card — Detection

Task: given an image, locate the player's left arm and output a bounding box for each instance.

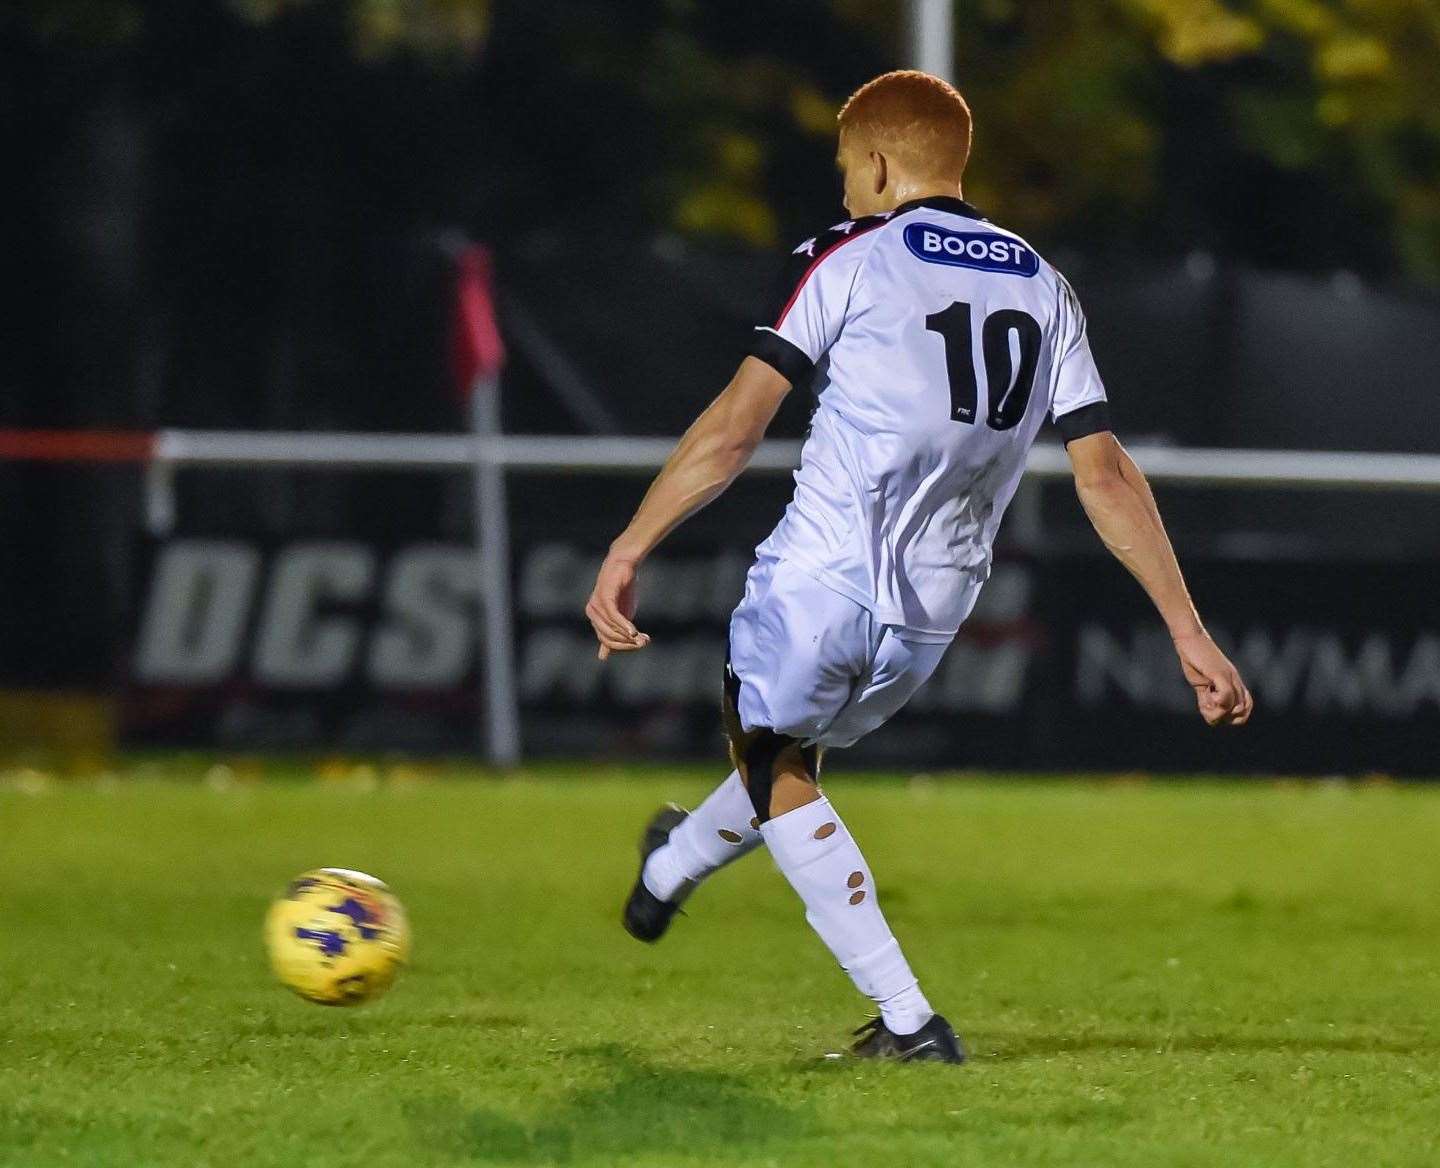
[1050,273,1250,727]
[1066,432,1252,727]
[585,356,791,659]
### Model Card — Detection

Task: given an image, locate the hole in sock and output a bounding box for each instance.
[813,822,837,840]
[848,890,867,905]
[847,871,864,888]
[749,816,760,830]
[717,829,743,844]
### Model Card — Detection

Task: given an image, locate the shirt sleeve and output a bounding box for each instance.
[1049,272,1111,444]
[746,218,885,385]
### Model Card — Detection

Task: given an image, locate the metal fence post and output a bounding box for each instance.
[471,382,522,767]
[143,457,177,537]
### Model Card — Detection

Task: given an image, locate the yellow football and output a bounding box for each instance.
[264,868,410,1006]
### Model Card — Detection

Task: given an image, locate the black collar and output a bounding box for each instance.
[892,195,985,220]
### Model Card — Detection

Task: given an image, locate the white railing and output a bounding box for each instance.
[132,429,1440,766]
[150,429,1440,486]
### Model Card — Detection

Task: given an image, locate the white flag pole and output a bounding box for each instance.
[448,237,522,768]
[470,377,521,767]
[908,0,955,81]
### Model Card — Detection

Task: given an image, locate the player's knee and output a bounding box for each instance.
[723,658,822,822]
[735,730,820,824]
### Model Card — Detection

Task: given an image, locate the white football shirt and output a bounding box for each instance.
[747,195,1110,638]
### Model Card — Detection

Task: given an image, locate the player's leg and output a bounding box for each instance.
[621,556,852,942]
[799,626,963,1058]
[622,768,763,942]
[641,770,762,900]
[725,566,962,1060]
[733,728,944,1046]
[819,626,950,753]
[619,561,792,940]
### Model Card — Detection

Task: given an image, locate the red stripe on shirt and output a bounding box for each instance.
[773,219,886,328]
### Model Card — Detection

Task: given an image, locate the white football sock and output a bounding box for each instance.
[642,770,763,902]
[761,795,933,1036]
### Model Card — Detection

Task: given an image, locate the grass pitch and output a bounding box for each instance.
[3,764,1440,1168]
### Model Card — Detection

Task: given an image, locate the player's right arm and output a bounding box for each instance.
[585,356,791,659]
[587,219,875,660]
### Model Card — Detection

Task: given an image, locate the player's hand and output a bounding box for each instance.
[585,552,651,661]
[1173,633,1252,727]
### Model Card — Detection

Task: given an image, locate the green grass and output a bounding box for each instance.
[3,764,1440,1167]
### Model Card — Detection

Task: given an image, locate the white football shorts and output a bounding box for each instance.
[726,555,951,749]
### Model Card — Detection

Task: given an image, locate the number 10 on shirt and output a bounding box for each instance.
[924,301,1042,430]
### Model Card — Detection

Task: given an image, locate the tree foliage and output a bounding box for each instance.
[12,0,1440,280]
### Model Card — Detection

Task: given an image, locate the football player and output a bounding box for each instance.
[586,70,1251,1063]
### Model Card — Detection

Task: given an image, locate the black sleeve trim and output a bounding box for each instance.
[1054,401,1112,444]
[746,328,814,385]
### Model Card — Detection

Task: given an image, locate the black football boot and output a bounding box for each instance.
[621,804,694,943]
[851,1014,967,1064]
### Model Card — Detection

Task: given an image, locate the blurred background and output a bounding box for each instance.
[3,0,1439,776]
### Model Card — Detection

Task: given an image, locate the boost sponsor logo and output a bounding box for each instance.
[903,222,1039,277]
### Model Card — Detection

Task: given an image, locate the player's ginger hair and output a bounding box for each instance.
[837,70,972,184]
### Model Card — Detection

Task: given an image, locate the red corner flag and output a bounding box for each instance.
[451,243,506,401]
